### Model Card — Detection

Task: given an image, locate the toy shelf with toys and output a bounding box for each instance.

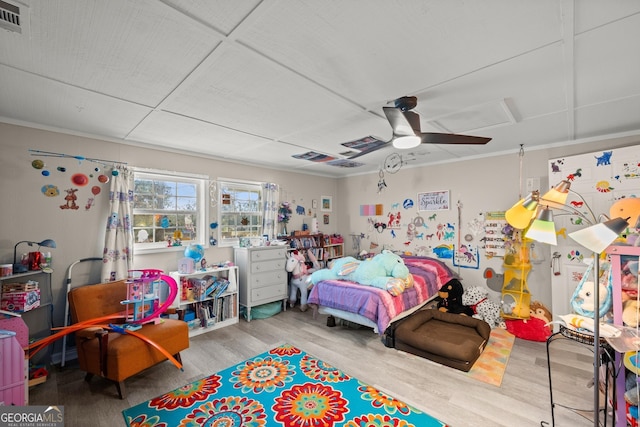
[168,265,239,337]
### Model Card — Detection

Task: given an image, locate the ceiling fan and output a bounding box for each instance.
[347,96,492,159]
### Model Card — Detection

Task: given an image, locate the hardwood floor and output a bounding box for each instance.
[30,308,606,426]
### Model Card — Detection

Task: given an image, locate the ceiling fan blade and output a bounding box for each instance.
[383,107,415,136]
[420,132,491,145]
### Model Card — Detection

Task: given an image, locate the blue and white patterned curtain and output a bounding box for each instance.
[262,183,280,240]
[101,165,134,281]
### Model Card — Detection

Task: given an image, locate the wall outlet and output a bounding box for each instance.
[526,177,540,192]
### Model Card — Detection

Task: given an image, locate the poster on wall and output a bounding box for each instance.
[483,211,507,258]
[453,244,480,269]
[417,190,450,211]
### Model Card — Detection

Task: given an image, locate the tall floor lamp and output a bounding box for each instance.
[505,180,629,426]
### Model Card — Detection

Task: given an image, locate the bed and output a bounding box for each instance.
[307,255,457,334]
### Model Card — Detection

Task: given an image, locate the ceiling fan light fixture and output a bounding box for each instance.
[392,135,421,149]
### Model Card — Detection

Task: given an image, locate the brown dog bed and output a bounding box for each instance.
[392,309,491,372]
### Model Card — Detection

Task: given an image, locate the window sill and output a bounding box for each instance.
[134,244,206,256]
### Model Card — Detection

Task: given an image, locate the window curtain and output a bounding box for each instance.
[262,183,280,240]
[101,165,134,282]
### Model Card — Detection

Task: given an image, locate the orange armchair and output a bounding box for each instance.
[67,280,189,399]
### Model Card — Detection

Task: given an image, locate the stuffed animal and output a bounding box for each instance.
[462,286,503,328]
[504,301,552,342]
[436,279,474,316]
[622,299,640,327]
[309,250,412,295]
[622,260,639,298]
[285,249,321,311]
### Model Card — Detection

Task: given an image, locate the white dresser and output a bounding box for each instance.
[234,246,288,321]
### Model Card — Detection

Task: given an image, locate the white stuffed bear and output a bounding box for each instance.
[462,286,504,328]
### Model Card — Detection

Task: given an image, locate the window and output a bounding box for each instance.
[218,180,263,247]
[132,169,207,252]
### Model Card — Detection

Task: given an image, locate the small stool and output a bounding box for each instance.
[393,309,491,372]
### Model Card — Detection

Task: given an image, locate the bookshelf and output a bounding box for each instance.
[168,266,239,337]
[285,233,344,266]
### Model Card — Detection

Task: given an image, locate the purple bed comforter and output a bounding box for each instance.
[307,256,455,334]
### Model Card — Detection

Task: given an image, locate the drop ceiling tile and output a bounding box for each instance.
[128,110,269,157]
[0,64,151,138]
[574,13,640,107]
[160,43,358,139]
[0,0,222,105]
[574,1,640,33]
[161,0,261,35]
[575,95,640,139]
[236,1,563,103]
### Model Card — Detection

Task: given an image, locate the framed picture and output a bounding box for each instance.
[323,214,330,225]
[417,190,450,211]
[312,199,318,209]
[321,195,332,212]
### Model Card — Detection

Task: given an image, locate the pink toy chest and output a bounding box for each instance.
[0,331,25,406]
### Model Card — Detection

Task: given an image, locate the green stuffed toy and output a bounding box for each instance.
[309,250,412,295]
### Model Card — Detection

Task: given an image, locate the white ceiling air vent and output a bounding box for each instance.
[0,0,24,34]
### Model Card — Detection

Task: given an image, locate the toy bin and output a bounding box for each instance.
[1,283,40,313]
[500,263,531,320]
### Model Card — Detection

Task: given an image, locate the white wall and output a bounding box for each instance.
[1,121,638,342]
[335,137,640,313]
[0,122,338,353]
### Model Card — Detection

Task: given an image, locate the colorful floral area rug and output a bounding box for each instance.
[466,328,515,387]
[123,344,448,427]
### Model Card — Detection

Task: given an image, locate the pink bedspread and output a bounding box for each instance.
[307,256,456,334]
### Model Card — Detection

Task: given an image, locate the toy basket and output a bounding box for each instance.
[559,324,608,346]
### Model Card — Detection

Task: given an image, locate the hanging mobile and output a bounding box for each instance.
[377,170,387,193]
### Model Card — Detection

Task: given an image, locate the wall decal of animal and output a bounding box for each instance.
[595,151,613,166]
[60,187,79,210]
[483,267,504,292]
[458,245,476,263]
[566,168,582,181]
